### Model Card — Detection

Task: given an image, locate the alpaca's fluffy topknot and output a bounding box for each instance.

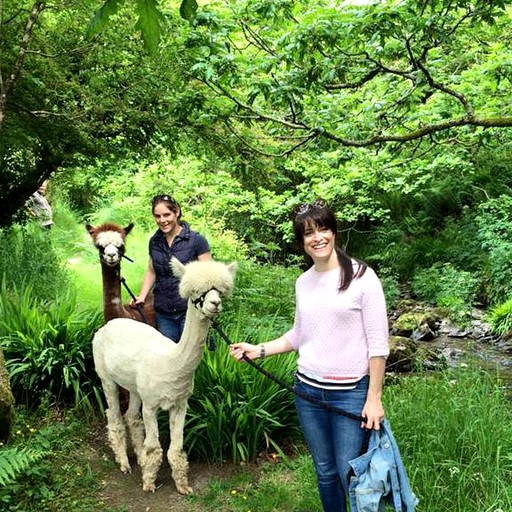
[171,259,237,299]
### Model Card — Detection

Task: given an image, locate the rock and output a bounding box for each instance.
[437,319,470,338]
[387,335,445,372]
[391,311,439,337]
[387,336,418,372]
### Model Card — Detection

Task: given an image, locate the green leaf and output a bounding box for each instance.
[135,0,163,54]
[180,0,198,21]
[86,0,126,39]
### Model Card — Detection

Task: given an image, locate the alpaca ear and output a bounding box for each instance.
[124,223,134,235]
[227,262,237,278]
[170,257,186,278]
[85,223,95,236]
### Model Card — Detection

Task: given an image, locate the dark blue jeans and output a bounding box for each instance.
[155,310,186,343]
[294,376,369,512]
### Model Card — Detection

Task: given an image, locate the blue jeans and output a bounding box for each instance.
[294,376,370,512]
[155,310,186,343]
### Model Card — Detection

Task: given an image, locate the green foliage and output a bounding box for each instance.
[56,154,252,262]
[476,195,512,304]
[185,261,299,463]
[486,299,512,335]
[185,0,512,155]
[379,272,401,312]
[411,263,480,322]
[386,368,512,511]
[187,334,299,463]
[0,447,45,487]
[0,283,104,410]
[0,407,104,512]
[180,0,199,21]
[224,260,298,339]
[0,223,70,303]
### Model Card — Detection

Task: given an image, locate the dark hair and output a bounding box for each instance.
[292,200,366,291]
[151,194,182,219]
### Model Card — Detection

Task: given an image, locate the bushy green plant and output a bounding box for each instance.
[476,195,512,304]
[0,282,104,410]
[486,299,512,336]
[411,262,480,322]
[379,272,401,312]
[0,405,103,512]
[0,447,45,486]
[186,320,300,463]
[223,260,298,342]
[0,223,70,303]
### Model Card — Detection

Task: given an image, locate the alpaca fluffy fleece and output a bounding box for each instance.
[93,257,236,495]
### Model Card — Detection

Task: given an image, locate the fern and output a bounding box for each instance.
[0,447,45,486]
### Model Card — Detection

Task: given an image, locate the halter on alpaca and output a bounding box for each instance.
[92,257,237,495]
[86,222,156,326]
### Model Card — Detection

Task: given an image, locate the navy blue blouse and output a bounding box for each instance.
[149,221,210,314]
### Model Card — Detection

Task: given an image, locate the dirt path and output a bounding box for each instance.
[86,427,248,512]
[96,460,234,512]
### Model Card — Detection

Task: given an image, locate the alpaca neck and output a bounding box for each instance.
[172,303,211,373]
[101,261,124,321]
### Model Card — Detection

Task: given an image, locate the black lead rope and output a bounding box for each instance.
[120,277,151,325]
[210,321,365,423]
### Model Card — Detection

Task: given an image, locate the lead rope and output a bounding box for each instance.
[120,277,151,325]
[210,320,365,423]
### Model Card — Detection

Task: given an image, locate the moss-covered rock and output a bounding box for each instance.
[392,311,438,336]
[0,347,15,442]
[387,336,419,372]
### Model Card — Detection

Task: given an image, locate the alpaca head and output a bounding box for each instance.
[170,258,237,320]
[86,222,134,267]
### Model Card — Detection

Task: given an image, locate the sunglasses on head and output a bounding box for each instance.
[152,194,178,205]
[294,198,327,216]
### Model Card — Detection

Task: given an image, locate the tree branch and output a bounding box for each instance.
[0,1,44,131]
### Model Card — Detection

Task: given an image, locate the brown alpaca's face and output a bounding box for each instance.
[94,230,126,267]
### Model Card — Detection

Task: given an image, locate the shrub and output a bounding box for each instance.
[0,223,70,303]
[476,196,512,304]
[486,299,512,336]
[379,271,401,312]
[0,282,104,411]
[411,263,480,322]
[186,340,299,463]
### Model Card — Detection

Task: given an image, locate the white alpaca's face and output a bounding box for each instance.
[95,231,126,267]
[193,288,224,319]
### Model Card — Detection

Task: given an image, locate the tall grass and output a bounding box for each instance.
[385,368,512,511]
[0,223,70,303]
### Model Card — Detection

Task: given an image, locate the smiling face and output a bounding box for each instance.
[152,202,180,236]
[293,202,340,270]
[303,221,336,265]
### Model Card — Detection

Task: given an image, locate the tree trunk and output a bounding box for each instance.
[0,347,15,442]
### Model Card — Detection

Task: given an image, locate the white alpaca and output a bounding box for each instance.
[93,257,237,495]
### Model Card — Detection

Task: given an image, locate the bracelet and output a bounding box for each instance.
[259,344,266,359]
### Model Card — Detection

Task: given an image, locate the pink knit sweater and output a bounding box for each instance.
[285,264,390,380]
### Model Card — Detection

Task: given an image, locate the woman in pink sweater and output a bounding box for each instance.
[230,200,389,512]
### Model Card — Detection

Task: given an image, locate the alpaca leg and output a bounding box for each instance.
[141,405,162,492]
[168,403,192,495]
[102,379,131,473]
[124,393,144,466]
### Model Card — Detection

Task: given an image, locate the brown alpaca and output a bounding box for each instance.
[86,222,156,327]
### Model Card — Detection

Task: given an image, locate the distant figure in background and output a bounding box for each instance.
[27,180,53,230]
